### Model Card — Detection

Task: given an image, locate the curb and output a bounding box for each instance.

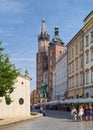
[0,113,43,127]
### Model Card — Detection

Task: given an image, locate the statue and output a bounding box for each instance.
[39,83,48,98]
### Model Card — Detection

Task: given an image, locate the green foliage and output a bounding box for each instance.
[0,41,20,102]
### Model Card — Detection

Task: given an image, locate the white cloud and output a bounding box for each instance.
[11,57,35,62]
[0,0,25,14]
[0,29,14,36]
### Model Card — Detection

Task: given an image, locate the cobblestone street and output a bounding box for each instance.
[0,110,93,130]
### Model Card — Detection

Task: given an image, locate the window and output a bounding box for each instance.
[75,45,78,55]
[91,68,93,83]
[69,50,71,60]
[86,51,89,63]
[72,77,74,88]
[19,98,24,105]
[86,70,89,84]
[91,49,93,60]
[76,58,78,70]
[80,73,83,85]
[76,75,78,87]
[50,60,53,65]
[80,41,83,51]
[50,50,53,56]
[80,55,83,67]
[91,31,93,43]
[72,62,74,72]
[72,48,74,58]
[86,35,89,47]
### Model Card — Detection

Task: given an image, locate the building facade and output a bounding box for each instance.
[0,75,31,118]
[67,30,84,98]
[30,89,37,105]
[83,11,93,98]
[53,51,67,100]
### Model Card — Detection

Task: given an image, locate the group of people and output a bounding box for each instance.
[71,104,93,122]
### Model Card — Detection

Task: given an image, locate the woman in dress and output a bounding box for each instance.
[78,105,84,122]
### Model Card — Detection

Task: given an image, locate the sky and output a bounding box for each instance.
[0,0,93,92]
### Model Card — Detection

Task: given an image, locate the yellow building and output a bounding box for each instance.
[67,30,84,98]
[83,11,93,98]
[67,11,93,98]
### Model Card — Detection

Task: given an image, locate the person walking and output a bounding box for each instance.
[71,106,77,121]
[84,105,90,122]
[89,105,93,121]
[78,105,84,122]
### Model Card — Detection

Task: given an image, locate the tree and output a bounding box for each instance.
[0,41,20,103]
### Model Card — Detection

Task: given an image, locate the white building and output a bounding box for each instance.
[83,11,93,98]
[53,51,68,100]
[0,75,31,118]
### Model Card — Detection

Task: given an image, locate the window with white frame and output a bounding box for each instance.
[91,68,93,83]
[91,31,93,43]
[86,51,89,63]
[86,35,89,47]
[80,73,83,85]
[91,49,93,60]
[86,70,89,84]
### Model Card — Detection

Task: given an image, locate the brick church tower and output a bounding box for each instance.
[36,19,66,102]
[36,18,50,102]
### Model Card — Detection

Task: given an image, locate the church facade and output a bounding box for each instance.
[36,19,66,102]
[0,75,31,118]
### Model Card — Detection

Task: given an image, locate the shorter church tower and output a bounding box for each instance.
[48,27,66,100]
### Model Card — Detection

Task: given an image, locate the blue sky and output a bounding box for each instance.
[0,0,93,92]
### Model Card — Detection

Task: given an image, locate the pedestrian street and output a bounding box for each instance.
[0,110,93,130]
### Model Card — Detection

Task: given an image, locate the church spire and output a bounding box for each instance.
[38,18,50,40]
[50,26,64,46]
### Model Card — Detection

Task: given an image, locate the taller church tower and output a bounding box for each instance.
[36,18,50,102]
